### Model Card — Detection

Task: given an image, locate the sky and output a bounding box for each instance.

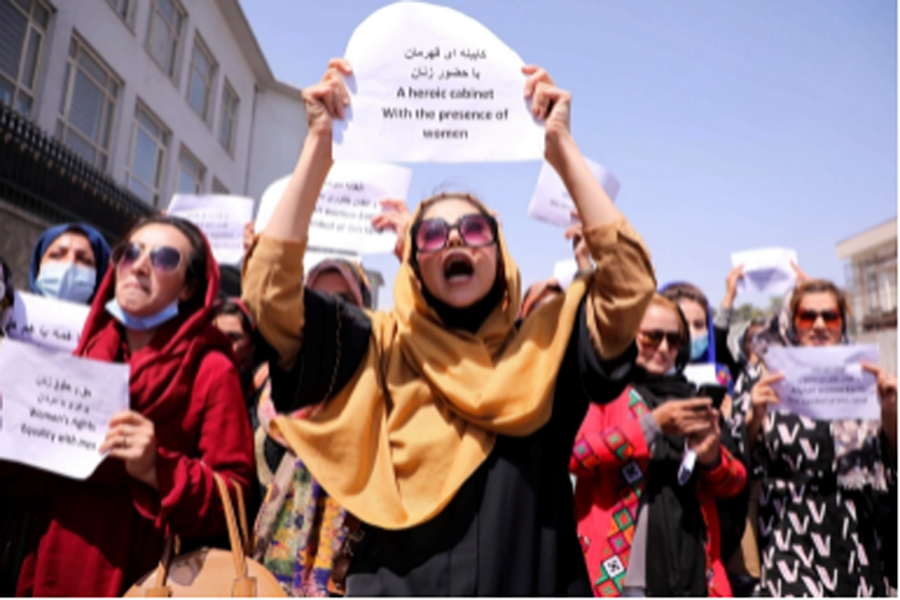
[239,0,897,310]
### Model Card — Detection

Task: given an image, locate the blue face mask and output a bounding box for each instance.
[35,262,97,304]
[105,298,180,331]
[690,335,709,361]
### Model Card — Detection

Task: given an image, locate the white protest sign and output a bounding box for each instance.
[333,2,543,163]
[0,339,130,479]
[7,291,89,353]
[255,161,412,255]
[553,259,579,290]
[765,345,880,421]
[528,159,620,228]
[168,194,254,265]
[730,247,798,297]
[683,363,721,388]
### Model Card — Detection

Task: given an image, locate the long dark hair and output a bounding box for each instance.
[114,216,210,310]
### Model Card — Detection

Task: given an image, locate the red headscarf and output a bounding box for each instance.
[74,229,233,420]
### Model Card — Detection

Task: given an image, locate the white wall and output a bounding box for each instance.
[244,87,307,212]
[34,0,258,206]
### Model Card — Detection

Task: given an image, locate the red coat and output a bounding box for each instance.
[570,387,746,597]
[2,234,254,597]
[4,348,253,597]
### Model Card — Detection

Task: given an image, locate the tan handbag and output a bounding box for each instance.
[125,473,286,597]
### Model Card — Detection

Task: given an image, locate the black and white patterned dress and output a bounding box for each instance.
[731,382,895,597]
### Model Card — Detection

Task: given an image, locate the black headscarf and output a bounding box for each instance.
[632,366,709,596]
[631,304,719,596]
[419,272,505,334]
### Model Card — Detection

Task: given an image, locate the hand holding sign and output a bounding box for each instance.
[303,58,352,137]
[730,247,799,297]
[371,198,412,261]
[763,345,880,421]
[99,410,159,489]
[0,339,129,479]
[862,361,898,450]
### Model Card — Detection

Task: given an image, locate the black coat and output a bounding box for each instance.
[264,290,636,596]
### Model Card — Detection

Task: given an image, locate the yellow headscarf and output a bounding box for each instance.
[272,194,592,529]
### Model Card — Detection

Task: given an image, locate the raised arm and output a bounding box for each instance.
[242,59,352,370]
[523,66,656,360]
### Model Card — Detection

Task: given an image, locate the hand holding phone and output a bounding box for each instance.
[697,384,728,411]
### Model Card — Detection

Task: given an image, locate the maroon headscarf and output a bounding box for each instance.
[74,229,233,420]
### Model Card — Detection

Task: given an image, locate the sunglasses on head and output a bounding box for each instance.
[413,213,498,253]
[638,330,683,351]
[113,242,183,273]
[794,309,842,331]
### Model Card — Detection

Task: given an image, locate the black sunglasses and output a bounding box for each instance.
[113,242,183,273]
[412,214,498,253]
[638,330,683,351]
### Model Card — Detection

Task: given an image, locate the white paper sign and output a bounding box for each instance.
[0,339,130,479]
[765,345,880,421]
[255,161,412,255]
[168,194,254,265]
[683,364,721,388]
[553,259,579,290]
[7,291,89,353]
[528,159,620,228]
[333,2,543,163]
[730,247,798,297]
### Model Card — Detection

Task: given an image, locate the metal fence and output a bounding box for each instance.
[0,103,153,242]
[0,104,241,295]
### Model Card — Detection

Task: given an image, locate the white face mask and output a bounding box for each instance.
[35,262,97,304]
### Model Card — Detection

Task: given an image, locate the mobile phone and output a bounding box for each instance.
[697,384,728,410]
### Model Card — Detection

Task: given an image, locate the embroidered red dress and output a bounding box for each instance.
[570,386,746,597]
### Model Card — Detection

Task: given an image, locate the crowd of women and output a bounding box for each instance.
[0,57,896,598]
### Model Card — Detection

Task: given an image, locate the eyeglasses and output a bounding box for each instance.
[638,330,683,351]
[113,242,183,273]
[794,310,842,331]
[413,214,497,253]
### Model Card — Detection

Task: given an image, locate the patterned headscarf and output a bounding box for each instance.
[760,283,887,492]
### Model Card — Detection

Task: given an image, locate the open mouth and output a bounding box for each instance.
[443,253,475,283]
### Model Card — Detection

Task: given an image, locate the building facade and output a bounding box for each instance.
[836,217,898,374]
[2,0,308,205]
[0,0,310,293]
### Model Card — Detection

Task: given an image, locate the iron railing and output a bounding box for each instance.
[0,103,153,241]
[0,104,241,295]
